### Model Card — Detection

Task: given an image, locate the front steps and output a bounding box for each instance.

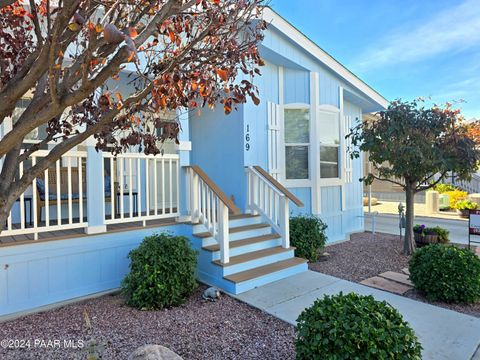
[192,213,308,294]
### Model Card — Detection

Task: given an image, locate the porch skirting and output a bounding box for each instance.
[0,222,192,318]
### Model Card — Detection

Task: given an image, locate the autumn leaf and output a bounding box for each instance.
[168,29,175,43]
[224,103,232,115]
[251,93,260,105]
[128,27,138,38]
[215,68,228,81]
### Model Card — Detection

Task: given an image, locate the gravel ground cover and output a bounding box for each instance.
[310,232,480,317]
[309,232,409,282]
[0,286,295,360]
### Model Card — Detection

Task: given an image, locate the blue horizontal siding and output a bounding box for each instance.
[0,224,192,317]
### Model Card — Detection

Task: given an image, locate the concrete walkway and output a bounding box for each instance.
[235,271,480,360]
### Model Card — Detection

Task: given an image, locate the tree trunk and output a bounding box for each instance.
[404,185,416,255]
[0,192,17,232]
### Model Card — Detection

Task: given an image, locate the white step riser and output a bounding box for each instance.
[192,216,262,233]
[201,226,272,247]
[229,216,262,228]
[210,238,283,261]
[221,249,295,276]
[233,262,308,294]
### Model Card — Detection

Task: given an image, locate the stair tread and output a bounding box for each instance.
[229,213,261,220]
[230,223,271,233]
[194,223,271,238]
[213,246,294,267]
[224,257,307,283]
[203,233,281,252]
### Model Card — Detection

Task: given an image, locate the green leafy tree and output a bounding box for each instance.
[349,99,480,255]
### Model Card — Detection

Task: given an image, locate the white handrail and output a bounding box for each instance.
[186,166,238,264]
[246,166,290,248]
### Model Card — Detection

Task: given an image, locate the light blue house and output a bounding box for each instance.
[0,7,387,317]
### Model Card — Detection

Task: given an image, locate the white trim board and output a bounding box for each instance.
[262,7,389,110]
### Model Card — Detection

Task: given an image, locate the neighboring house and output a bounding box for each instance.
[0,7,387,317]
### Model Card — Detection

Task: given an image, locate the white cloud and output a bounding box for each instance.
[354,0,480,71]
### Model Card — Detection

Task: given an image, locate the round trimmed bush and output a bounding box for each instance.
[295,292,422,359]
[122,233,198,310]
[290,215,327,262]
[409,244,480,303]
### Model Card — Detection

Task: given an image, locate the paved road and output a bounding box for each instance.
[364,213,473,245]
[236,271,480,360]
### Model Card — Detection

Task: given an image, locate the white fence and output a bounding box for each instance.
[103,153,180,225]
[2,149,88,240]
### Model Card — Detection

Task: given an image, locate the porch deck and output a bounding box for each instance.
[0,216,178,247]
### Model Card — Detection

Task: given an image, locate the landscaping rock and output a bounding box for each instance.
[317,251,330,261]
[402,267,410,275]
[128,345,183,360]
[360,276,412,295]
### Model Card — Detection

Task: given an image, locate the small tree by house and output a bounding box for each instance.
[349,99,480,255]
[0,0,266,229]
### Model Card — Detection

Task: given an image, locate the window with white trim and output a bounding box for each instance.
[284,108,310,180]
[318,109,340,179]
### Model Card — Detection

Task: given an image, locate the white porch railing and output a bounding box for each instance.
[0,147,182,241]
[185,165,240,263]
[1,149,88,240]
[246,166,304,248]
[103,153,180,225]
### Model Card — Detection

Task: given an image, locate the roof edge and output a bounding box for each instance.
[262,7,389,110]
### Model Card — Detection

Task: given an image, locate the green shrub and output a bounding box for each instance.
[122,233,198,310]
[295,292,422,360]
[290,215,327,262]
[433,183,456,193]
[455,199,478,210]
[409,245,480,303]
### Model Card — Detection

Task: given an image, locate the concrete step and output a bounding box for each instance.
[359,276,412,295]
[379,271,413,287]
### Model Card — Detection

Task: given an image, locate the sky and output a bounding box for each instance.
[271,0,480,119]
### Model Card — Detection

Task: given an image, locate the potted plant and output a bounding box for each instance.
[424,226,450,244]
[413,224,426,246]
[455,199,478,218]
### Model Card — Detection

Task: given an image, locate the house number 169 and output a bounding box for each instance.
[245,125,251,151]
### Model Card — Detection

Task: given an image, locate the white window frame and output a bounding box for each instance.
[317,105,343,187]
[281,103,312,188]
